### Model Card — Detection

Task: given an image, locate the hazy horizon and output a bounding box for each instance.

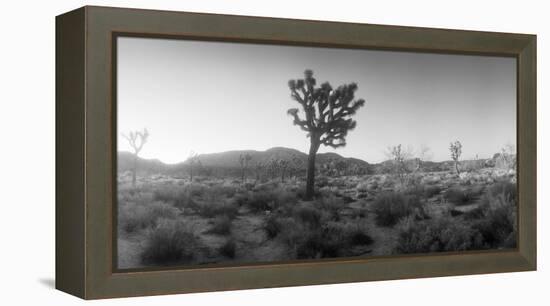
[117,37,516,164]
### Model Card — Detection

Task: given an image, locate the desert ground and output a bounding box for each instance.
[117,155,517,269]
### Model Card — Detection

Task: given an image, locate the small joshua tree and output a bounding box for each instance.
[388,144,409,185]
[122,128,149,187]
[187,151,201,182]
[278,159,290,182]
[287,69,365,200]
[266,158,279,180]
[449,140,463,175]
[239,153,252,184]
[289,154,304,180]
[334,159,350,177]
[254,161,265,182]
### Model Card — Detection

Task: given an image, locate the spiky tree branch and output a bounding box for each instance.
[287,70,365,199]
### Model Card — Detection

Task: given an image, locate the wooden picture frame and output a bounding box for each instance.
[56,5,536,299]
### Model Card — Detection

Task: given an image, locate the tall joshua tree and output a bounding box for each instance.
[122,128,149,187]
[287,69,365,200]
[449,140,462,175]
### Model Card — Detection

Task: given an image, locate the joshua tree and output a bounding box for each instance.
[388,144,409,185]
[187,151,201,182]
[289,154,304,179]
[278,159,290,182]
[254,161,265,182]
[287,70,365,199]
[122,128,149,187]
[266,158,279,180]
[449,140,463,174]
[239,153,252,184]
[334,159,350,177]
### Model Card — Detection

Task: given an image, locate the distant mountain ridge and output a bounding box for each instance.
[118,147,370,176]
[118,147,513,177]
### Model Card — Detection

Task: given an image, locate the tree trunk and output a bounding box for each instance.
[455,161,460,175]
[305,138,320,200]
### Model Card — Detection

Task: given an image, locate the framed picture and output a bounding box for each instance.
[56,6,537,299]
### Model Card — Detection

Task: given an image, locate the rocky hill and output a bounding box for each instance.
[118,147,371,177]
[118,147,515,178]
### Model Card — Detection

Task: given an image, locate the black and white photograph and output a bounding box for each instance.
[116,36,517,269]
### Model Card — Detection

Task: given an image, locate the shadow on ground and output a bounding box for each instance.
[38,278,55,289]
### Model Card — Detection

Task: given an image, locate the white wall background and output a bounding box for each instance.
[0,0,546,304]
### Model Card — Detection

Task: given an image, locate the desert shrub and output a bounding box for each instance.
[153,185,196,209]
[119,204,149,234]
[372,192,427,227]
[253,181,279,191]
[394,216,484,254]
[473,181,517,248]
[277,218,373,259]
[206,215,233,236]
[219,239,237,258]
[294,222,373,259]
[293,206,323,228]
[240,190,276,212]
[209,185,237,198]
[196,201,239,219]
[235,188,297,213]
[449,208,464,217]
[264,214,283,239]
[277,218,308,251]
[462,206,485,220]
[331,178,347,188]
[350,207,368,219]
[424,185,442,198]
[141,218,201,265]
[296,223,345,259]
[315,176,330,188]
[296,187,322,200]
[356,182,368,193]
[118,201,178,234]
[315,195,345,220]
[485,180,516,200]
[346,224,374,246]
[118,184,154,203]
[444,186,482,206]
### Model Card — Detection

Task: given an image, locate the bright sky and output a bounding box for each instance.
[117,37,516,164]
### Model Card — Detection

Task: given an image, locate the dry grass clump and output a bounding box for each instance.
[472,181,517,248]
[219,239,237,258]
[152,184,197,209]
[206,215,233,236]
[372,192,428,227]
[444,186,484,206]
[394,216,484,254]
[118,201,179,235]
[263,199,374,260]
[234,187,298,213]
[140,218,202,265]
